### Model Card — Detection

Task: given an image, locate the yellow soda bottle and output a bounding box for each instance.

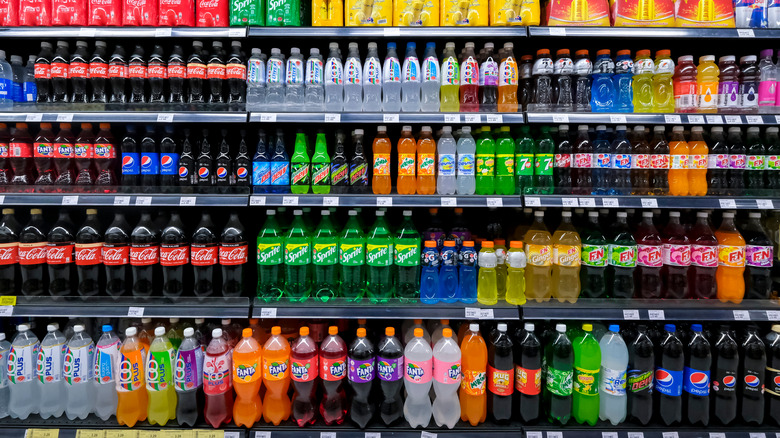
[524,210,552,302]
[494,238,508,301]
[633,50,655,113]
[652,50,675,113]
[697,55,720,114]
[505,241,527,305]
[477,241,498,305]
[551,210,581,303]
[440,42,460,112]
[146,327,177,425]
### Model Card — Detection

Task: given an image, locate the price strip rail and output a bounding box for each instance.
[525,428,778,438]
[524,112,780,125]
[523,195,776,210]
[9,296,250,318]
[527,26,780,39]
[0,111,249,123]
[249,112,524,124]
[0,27,247,38]
[0,193,249,207]
[250,194,522,208]
[247,26,528,38]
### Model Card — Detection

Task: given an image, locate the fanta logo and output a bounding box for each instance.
[291,362,311,380]
[745,375,761,387]
[236,364,257,379]
[688,371,708,388]
[356,363,374,380]
[378,360,396,378]
[269,362,287,377]
[217,167,228,178]
[329,361,345,377]
[723,375,736,387]
[448,365,461,380]
[406,363,425,380]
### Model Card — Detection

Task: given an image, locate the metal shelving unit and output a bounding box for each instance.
[523,195,776,210]
[0,193,249,207]
[249,193,521,207]
[0,111,248,123]
[248,112,523,124]
[0,27,247,38]
[527,26,775,38]
[525,112,779,125]
[252,299,520,319]
[247,26,528,38]
[8,296,251,318]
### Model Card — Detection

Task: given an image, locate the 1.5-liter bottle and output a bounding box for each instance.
[525,211,552,302]
[662,211,691,299]
[495,127,515,195]
[320,326,347,425]
[402,42,421,112]
[378,327,404,426]
[498,42,518,112]
[395,210,421,303]
[477,241,498,305]
[766,325,780,426]
[38,324,66,419]
[580,211,607,298]
[599,325,628,425]
[147,326,176,425]
[312,210,339,302]
[404,327,433,428]
[64,324,95,420]
[684,324,711,426]
[475,127,496,195]
[572,324,600,426]
[460,43,480,112]
[460,324,487,426]
[421,42,439,112]
[348,328,375,428]
[432,328,461,428]
[636,211,663,298]
[117,327,147,427]
[94,325,121,421]
[305,48,324,111]
[340,210,365,301]
[382,42,401,112]
[362,42,382,112]
[175,327,203,427]
[505,241,527,305]
[440,42,459,112]
[514,323,541,423]
[8,324,38,420]
[488,324,513,424]
[0,332,8,419]
[711,325,738,425]
[291,327,318,427]
[743,212,773,299]
[262,326,291,425]
[741,326,766,424]
[716,211,746,303]
[627,325,654,425]
[284,210,312,301]
[366,211,394,302]
[324,43,344,112]
[689,211,718,299]
[204,328,233,428]
[552,211,581,303]
[233,328,262,428]
[545,324,573,425]
[657,324,683,426]
[609,211,637,298]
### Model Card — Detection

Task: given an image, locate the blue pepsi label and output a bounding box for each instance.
[23,81,36,102]
[683,366,710,396]
[122,152,140,175]
[655,368,683,396]
[141,152,160,175]
[271,161,289,186]
[160,153,179,176]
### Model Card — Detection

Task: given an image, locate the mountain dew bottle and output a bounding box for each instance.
[495,127,516,195]
[366,210,394,303]
[257,210,284,301]
[147,327,176,425]
[311,132,331,194]
[291,132,311,194]
[394,210,421,303]
[313,210,339,302]
[340,210,366,302]
[284,210,312,301]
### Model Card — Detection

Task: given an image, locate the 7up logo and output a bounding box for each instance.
[257,242,282,265]
[367,244,392,267]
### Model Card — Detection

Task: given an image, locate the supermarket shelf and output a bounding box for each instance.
[249,193,522,207]
[249,112,523,124]
[9,296,251,318]
[0,110,248,123]
[252,298,521,320]
[0,417,247,438]
[0,26,247,38]
[0,192,249,207]
[525,112,780,125]
[248,26,527,38]
[523,195,777,210]
[521,298,780,322]
[525,424,780,438]
[527,26,777,39]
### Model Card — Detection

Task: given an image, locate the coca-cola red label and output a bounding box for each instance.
[89,62,108,79]
[47,242,74,265]
[128,65,147,79]
[207,64,225,80]
[34,64,50,79]
[196,0,227,26]
[187,63,206,80]
[18,242,46,265]
[50,62,69,79]
[102,244,129,266]
[130,244,159,266]
[108,64,128,78]
[89,0,122,25]
[191,244,217,266]
[226,64,246,80]
[147,65,167,79]
[74,143,94,159]
[53,143,74,159]
[0,242,18,265]
[10,142,32,158]
[219,243,247,266]
[94,143,115,159]
[75,242,103,266]
[160,244,189,266]
[69,62,89,79]
[168,64,186,79]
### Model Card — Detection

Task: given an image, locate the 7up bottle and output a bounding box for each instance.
[313,210,339,302]
[340,210,366,302]
[367,210,394,303]
[284,210,312,301]
[291,132,311,194]
[257,210,284,301]
[534,126,555,195]
[394,210,421,302]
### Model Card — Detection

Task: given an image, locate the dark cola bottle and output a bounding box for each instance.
[192,212,217,297]
[219,212,246,297]
[148,45,166,104]
[741,326,766,425]
[0,208,19,295]
[330,130,349,193]
[0,124,9,185]
[160,212,188,298]
[10,123,34,186]
[19,208,47,296]
[187,41,207,104]
[168,45,186,104]
[51,41,70,103]
[226,41,246,104]
[47,211,75,296]
[74,209,102,297]
[130,212,159,297]
[234,131,250,187]
[627,325,654,425]
[35,42,53,103]
[108,45,128,104]
[178,129,196,186]
[140,125,159,188]
[159,125,178,188]
[656,324,684,426]
[764,325,780,425]
[513,322,541,424]
[89,41,108,104]
[128,45,147,104]
[684,324,711,426]
[207,42,226,104]
[215,130,231,187]
[197,130,214,186]
[349,130,368,194]
[69,41,89,104]
[102,212,130,297]
[120,125,139,186]
[489,323,514,424]
[711,325,738,425]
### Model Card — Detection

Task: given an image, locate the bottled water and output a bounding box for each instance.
[8,324,39,419]
[265,48,285,109]
[432,329,461,429]
[344,42,363,108]
[94,325,120,421]
[65,324,95,420]
[437,126,456,194]
[10,55,23,103]
[324,43,344,112]
[304,48,324,111]
[402,42,421,112]
[0,51,14,110]
[285,47,305,110]
[0,333,9,418]
[23,55,36,103]
[362,42,382,112]
[38,324,66,419]
[382,42,402,112]
[246,48,267,111]
[403,328,433,428]
[456,126,476,195]
[599,325,629,425]
[421,42,440,112]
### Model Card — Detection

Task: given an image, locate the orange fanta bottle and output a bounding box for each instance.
[668,125,690,196]
[262,326,291,425]
[397,126,417,194]
[687,126,709,196]
[459,323,487,426]
[116,326,148,427]
[233,328,263,427]
[417,126,437,195]
[372,126,392,195]
[716,211,746,303]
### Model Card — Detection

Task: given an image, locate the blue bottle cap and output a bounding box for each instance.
[664,324,676,332]
[691,324,703,332]
[102,325,112,332]
[609,325,620,332]
[407,42,416,49]
[426,42,435,49]
[387,42,396,49]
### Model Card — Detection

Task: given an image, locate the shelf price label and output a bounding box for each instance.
[687,115,705,124]
[56,113,74,122]
[258,113,277,122]
[547,432,563,438]
[383,27,401,36]
[104,431,137,438]
[602,198,619,208]
[525,197,541,207]
[323,197,339,206]
[254,433,271,438]
[662,432,679,438]
[179,196,196,206]
[324,114,341,123]
[486,198,503,207]
[0,296,15,306]
[561,198,578,207]
[157,113,174,123]
[365,434,381,438]
[705,115,723,124]
[486,114,503,123]
[648,309,665,320]
[228,28,245,37]
[441,197,457,207]
[549,27,566,35]
[420,433,437,438]
[25,113,42,122]
[738,28,756,37]
[250,196,266,206]
[444,114,461,123]
[609,115,627,124]
[552,115,569,123]
[0,305,13,316]
[757,199,774,209]
[113,196,131,206]
[377,197,393,207]
[725,115,742,124]
[27,430,60,438]
[664,115,681,124]
[641,198,658,208]
[623,309,640,320]
[155,28,172,37]
[734,310,751,321]
[749,434,767,438]
[464,114,481,123]
[602,433,618,438]
[578,197,595,207]
[767,310,780,321]
[165,432,194,438]
[383,114,399,123]
[76,431,104,438]
[526,433,543,438]
[479,308,494,319]
[260,307,277,318]
[709,433,726,438]
[719,199,737,209]
[62,195,79,205]
[127,306,144,317]
[465,307,480,318]
[747,115,764,124]
[320,433,336,438]
[627,433,644,438]
[135,196,152,206]
[282,196,299,206]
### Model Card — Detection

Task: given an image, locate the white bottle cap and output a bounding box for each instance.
[469,324,479,332]
[524,323,535,332]
[750,212,761,218]
[142,318,152,323]
[74,325,84,333]
[154,327,165,336]
[222,319,231,324]
[47,324,57,332]
[183,327,195,337]
[669,211,680,217]
[497,323,507,332]
[267,210,276,215]
[376,211,385,217]
[0,333,5,341]
[403,210,412,217]
[556,324,566,332]
[723,212,735,218]
[125,327,137,337]
[212,328,223,338]
[169,318,179,323]
[589,211,599,218]
[294,210,303,215]
[195,318,205,324]
[697,211,708,218]
[322,210,330,216]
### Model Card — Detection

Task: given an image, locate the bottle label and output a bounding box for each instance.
[423,56,438,82]
[662,243,691,267]
[526,244,552,267]
[69,62,88,79]
[233,355,260,385]
[546,367,573,396]
[516,153,534,175]
[383,58,400,83]
[674,81,697,108]
[742,81,759,108]
[718,81,740,108]
[670,154,689,169]
[266,59,284,85]
[305,59,323,86]
[748,155,765,171]
[632,154,650,169]
[373,153,390,176]
[403,57,419,83]
[291,356,318,382]
[708,154,729,169]
[122,152,140,175]
[612,153,632,169]
[689,154,707,170]
[499,58,518,86]
[19,242,47,265]
[460,369,486,395]
[683,366,710,396]
[609,244,637,267]
[348,357,375,382]
[574,153,593,169]
[440,247,457,266]
[312,163,330,186]
[367,243,393,267]
[691,244,717,267]
[362,58,381,85]
[0,143,8,158]
[148,64,167,79]
[262,356,289,381]
[438,153,456,176]
[109,63,129,79]
[637,244,662,267]
[699,81,718,109]
[651,154,670,169]
[257,241,283,266]
[487,365,513,396]
[746,245,773,267]
[220,243,247,266]
[395,243,420,267]
[74,143,94,160]
[325,59,343,85]
[10,142,32,158]
[729,154,747,170]
[581,244,607,267]
[271,162,290,186]
[433,358,461,384]
[600,367,626,396]
[95,144,116,160]
[461,57,479,85]
[574,366,599,395]
[515,366,541,395]
[102,244,129,266]
[130,244,160,266]
[168,63,187,80]
[37,342,65,384]
[345,58,362,85]
[458,153,475,176]
[718,244,745,267]
[535,153,554,175]
[174,348,203,390]
[711,367,736,394]
[146,349,174,391]
[418,153,435,176]
[94,340,120,384]
[398,153,416,176]
[253,161,271,186]
[47,242,74,265]
[627,369,653,393]
[349,163,367,186]
[340,243,364,266]
[481,59,498,87]
[285,58,303,85]
[191,243,218,266]
[320,355,347,381]
[291,162,310,186]
[377,356,404,381]
[313,242,338,265]
[595,153,611,169]
[35,63,51,79]
[768,156,780,170]
[8,341,39,383]
[34,142,54,158]
[64,343,94,385]
[0,242,17,266]
[160,243,189,266]
[441,57,459,86]
[554,153,571,169]
[759,80,777,106]
[553,244,580,267]
[117,350,144,392]
[73,242,101,266]
[476,154,495,176]
[285,242,311,266]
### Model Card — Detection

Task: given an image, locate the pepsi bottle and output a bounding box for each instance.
[197,130,214,186]
[121,125,139,186]
[683,324,710,426]
[178,129,195,187]
[711,325,738,425]
[764,324,780,425]
[140,126,159,189]
[656,324,683,426]
[234,131,251,187]
[159,125,178,188]
[215,130,231,187]
[741,326,765,425]
[627,325,654,425]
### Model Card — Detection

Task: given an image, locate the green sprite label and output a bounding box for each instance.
[546,367,573,396]
[257,241,283,265]
[285,241,311,265]
[497,154,514,176]
[313,241,338,265]
[609,244,637,267]
[574,367,599,396]
[516,153,533,176]
[581,244,607,267]
[291,162,310,185]
[394,242,420,267]
[367,243,393,267]
[476,154,495,176]
[534,153,554,176]
[312,163,330,186]
[340,243,365,266]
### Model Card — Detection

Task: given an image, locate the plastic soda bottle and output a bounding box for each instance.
[38,324,66,419]
[402,42,421,112]
[395,210,421,302]
[505,241,526,305]
[362,42,382,112]
[613,50,634,113]
[432,328,461,428]
[456,126,476,195]
[94,325,120,421]
[525,211,553,302]
[174,327,203,427]
[498,43,519,113]
[382,43,402,112]
[116,327,147,426]
[636,211,663,299]
[324,43,344,112]
[495,127,515,195]
[257,210,283,301]
[716,211,746,303]
[591,50,615,112]
[403,328,433,428]
[437,126,457,195]
[460,42,480,112]
[344,43,362,108]
[290,132,311,195]
[397,126,416,195]
[488,324,514,424]
[668,126,690,196]
[291,327,318,427]
[320,326,347,425]
[421,42,440,112]
[417,126,436,195]
[515,126,534,194]
[688,126,709,196]
[744,212,773,299]
[440,42,460,112]
[551,211,581,303]
[459,241,478,303]
[534,126,555,194]
[372,126,391,195]
[340,210,366,302]
[674,55,697,113]
[262,326,291,425]
[439,240,458,302]
[633,50,654,112]
[366,211,394,303]
[599,325,628,425]
[312,210,339,302]
[311,132,331,194]
[580,211,608,298]
[146,326,176,426]
[0,332,9,419]
[545,324,573,425]
[348,328,376,428]
[64,324,95,420]
[477,241,498,305]
[608,212,637,298]
[740,55,760,113]
[697,55,719,113]
[653,50,675,113]
[233,328,262,427]
[204,328,233,428]
[662,211,691,299]
[572,324,600,426]
[377,327,403,426]
[689,211,718,299]
[284,210,312,301]
[475,126,496,195]
[460,324,487,426]
[718,56,740,113]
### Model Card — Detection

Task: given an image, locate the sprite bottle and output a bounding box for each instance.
[475,126,496,195]
[366,210,394,303]
[495,126,516,195]
[312,210,339,302]
[340,210,366,302]
[284,210,311,301]
[291,132,310,194]
[515,125,535,194]
[534,126,555,194]
[545,323,573,425]
[257,209,284,301]
[572,324,601,426]
[394,210,421,303]
[311,132,331,194]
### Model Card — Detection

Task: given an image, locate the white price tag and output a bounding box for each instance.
[725,115,742,124]
[487,198,503,207]
[282,196,299,206]
[155,28,172,37]
[259,113,277,122]
[662,432,678,438]
[156,113,174,123]
[609,114,627,124]
[420,433,436,438]
[179,196,196,206]
[254,433,271,438]
[444,114,461,123]
[627,433,644,438]
[113,196,131,206]
[78,27,96,37]
[383,27,401,36]
[61,195,78,205]
[602,198,619,207]
[25,113,42,122]
[527,433,543,438]
[767,310,780,320]
[664,115,681,124]
[486,114,503,123]
[320,433,336,438]
[135,196,152,206]
[549,27,566,35]
[0,306,12,316]
[383,114,399,123]
[365,434,381,438]
[602,433,618,438]
[56,113,73,122]
[228,27,245,37]
[464,114,481,123]
[323,197,339,206]
[250,196,266,206]
[324,113,341,123]
[260,308,277,318]
[738,28,756,37]
[649,309,666,320]
[547,432,563,438]
[465,307,480,318]
[747,115,764,124]
[750,434,767,438]
[561,198,578,207]
[552,115,569,123]
[377,197,393,207]
[623,309,640,320]
[0,195,6,205]
[775,115,780,125]
[441,197,457,207]
[479,308,494,319]
[224,432,240,438]
[719,199,737,209]
[705,115,723,124]
[687,115,705,124]
[709,434,726,438]
[734,310,751,321]
[757,199,774,209]
[127,307,144,317]
[525,197,541,207]
[579,197,595,207]
[641,198,658,208]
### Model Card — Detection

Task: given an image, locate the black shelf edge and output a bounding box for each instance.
[249,194,522,208]
[0,111,248,123]
[525,112,778,125]
[0,27,247,38]
[10,296,251,318]
[527,26,778,39]
[0,193,249,207]
[523,195,777,210]
[247,26,528,38]
[248,112,524,124]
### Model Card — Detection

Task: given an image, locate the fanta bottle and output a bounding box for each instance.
[291,326,319,427]
[372,126,391,195]
[498,42,518,113]
[262,326,291,425]
[551,211,581,303]
[417,126,436,195]
[146,327,177,426]
[687,126,709,196]
[460,324,487,426]
[233,328,263,427]
[696,55,719,113]
[715,211,746,303]
[668,126,690,196]
[204,328,233,428]
[397,126,417,195]
[320,326,348,425]
[116,326,148,427]
[524,211,553,302]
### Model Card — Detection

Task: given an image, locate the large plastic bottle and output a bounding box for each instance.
[668,126,690,196]
[116,327,147,427]
[246,48,267,110]
[475,126,496,195]
[284,210,312,301]
[460,324,487,426]
[599,325,628,425]
[38,324,66,419]
[438,240,458,302]
[291,326,317,427]
[716,211,746,303]
[613,50,634,113]
[545,324,573,425]
[460,43,480,112]
[437,126,456,195]
[440,42,460,112]
[404,327,433,428]
[456,126,476,195]
[285,47,305,110]
[744,212,773,299]
[174,327,203,427]
[94,325,120,421]
[265,48,285,109]
[421,42,440,112]
[530,49,553,111]
[262,326,291,425]
[572,324,600,426]
[312,210,340,302]
[203,330,233,429]
[0,51,12,110]
[633,50,654,112]
[635,211,663,299]
[63,325,95,420]
[525,211,552,302]
[506,241,527,305]
[367,211,395,303]
[343,43,362,109]
[740,55,760,113]
[397,125,416,195]
[401,42,421,112]
[591,50,615,112]
[382,43,401,112]
[394,210,421,303]
[459,241,478,303]
[147,326,176,426]
[609,211,638,298]
[339,210,366,301]
[377,327,404,426]
[432,328,461,428]
[697,55,720,113]
[324,43,344,112]
[652,50,675,113]
[759,49,777,113]
[477,241,498,305]
[320,326,347,425]
[662,211,691,299]
[0,333,9,418]
[488,324,514,424]
[580,211,607,298]
[674,55,698,113]
[348,328,375,428]
[417,126,436,195]
[362,42,382,112]
[552,211,581,303]
[304,48,324,111]
[233,328,262,427]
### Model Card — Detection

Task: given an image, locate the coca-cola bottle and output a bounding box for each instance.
[215,129,231,187]
[103,212,130,297]
[191,211,217,297]
[234,130,250,187]
[35,42,53,103]
[168,45,186,104]
[75,208,102,296]
[130,212,159,297]
[128,45,147,104]
[108,45,128,104]
[89,40,109,104]
[220,212,246,297]
[51,41,70,103]
[10,123,33,185]
[33,123,56,185]
[19,208,47,296]
[74,123,96,185]
[178,129,196,187]
[53,123,75,185]
[187,41,206,104]
[148,45,166,104]
[196,129,213,186]
[0,208,20,295]
[161,212,188,298]
[226,41,245,104]
[47,211,75,296]
[94,123,117,187]
[0,124,10,185]
[207,41,225,104]
[69,40,89,104]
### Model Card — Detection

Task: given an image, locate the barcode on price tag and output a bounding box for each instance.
[725,115,742,124]
[649,309,666,320]
[56,113,73,122]
[465,307,480,318]
[441,197,457,207]
[734,310,751,321]
[579,197,595,207]
[526,197,541,207]
[323,197,339,206]
[420,432,436,438]
[250,196,266,206]
[561,198,578,207]
[127,307,144,317]
[552,115,569,123]
[228,28,245,37]
[365,433,381,438]
[320,433,336,438]
[377,197,393,207]
[62,196,78,205]
[464,114,481,123]
[719,199,737,209]
[324,114,341,123]
[602,198,619,207]
[664,115,681,124]
[747,115,764,124]
[283,196,299,206]
[0,306,13,316]
[705,115,723,124]
[157,113,174,123]
[254,432,270,438]
[757,199,774,209]
[623,309,640,320]
[114,196,130,205]
[486,114,503,123]
[260,308,277,318]
[25,113,42,122]
[383,114,399,123]
[767,310,780,320]
[641,198,658,208]
[547,432,563,438]
[687,115,705,124]
[487,198,503,207]
[444,114,461,123]
[738,28,756,37]
[259,113,277,122]
[179,196,196,206]
[628,433,644,438]
[609,115,626,123]
[136,196,152,206]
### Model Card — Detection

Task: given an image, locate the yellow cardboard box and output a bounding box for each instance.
[441,0,489,25]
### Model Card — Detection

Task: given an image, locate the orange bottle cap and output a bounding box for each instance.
[556,49,570,56]
[483,241,494,248]
[443,328,452,337]
[300,326,309,336]
[425,240,437,247]
[329,326,338,335]
[357,328,367,337]
[656,49,671,56]
[444,240,456,247]
[386,327,395,336]
[597,49,611,56]
[271,326,281,335]
[636,49,651,57]
[521,55,533,61]
[617,49,631,56]
[414,328,424,337]
[575,49,589,56]
[510,241,523,248]
[242,328,252,337]
[536,49,550,56]
[495,239,506,246]
[463,241,475,247]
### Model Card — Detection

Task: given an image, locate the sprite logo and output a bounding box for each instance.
[395,243,420,267]
[285,242,311,265]
[257,242,282,264]
[313,242,338,265]
[367,243,392,266]
[340,243,365,266]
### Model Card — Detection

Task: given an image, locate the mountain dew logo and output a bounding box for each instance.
[291,163,310,185]
[236,363,258,380]
[312,163,330,185]
[313,242,338,265]
[367,243,392,266]
[340,243,365,266]
[257,242,282,264]
[394,243,420,267]
[285,242,311,265]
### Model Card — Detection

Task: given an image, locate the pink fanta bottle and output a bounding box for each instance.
[661,211,691,299]
[688,211,718,299]
[635,211,663,298]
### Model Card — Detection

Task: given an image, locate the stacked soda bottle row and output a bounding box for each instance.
[0,208,247,297]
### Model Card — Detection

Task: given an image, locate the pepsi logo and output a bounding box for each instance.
[237,167,248,178]
[141,156,152,168]
[161,155,173,167]
[655,369,673,385]
[689,372,709,388]
[774,375,780,387]
[122,156,134,167]
[745,375,761,387]
[217,167,228,178]
[723,375,736,387]
[178,166,189,177]
[198,167,210,178]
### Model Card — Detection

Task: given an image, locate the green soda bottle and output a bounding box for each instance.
[283,210,311,301]
[580,211,608,299]
[290,132,310,194]
[475,126,496,195]
[311,132,331,194]
[394,210,421,303]
[165,318,184,349]
[230,0,265,25]
[366,210,394,303]
[339,210,366,302]
[572,323,601,426]
[534,126,555,195]
[147,327,177,425]
[266,0,301,26]
[515,126,535,194]
[545,323,573,425]
[312,210,339,302]
[257,210,284,301]
[495,126,516,195]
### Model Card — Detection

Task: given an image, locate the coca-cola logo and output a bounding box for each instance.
[19,246,46,264]
[220,245,247,265]
[89,63,108,78]
[198,0,221,7]
[102,246,129,266]
[191,246,217,266]
[148,65,166,79]
[168,65,186,78]
[34,64,50,79]
[130,246,159,266]
[69,63,88,78]
[207,65,226,79]
[76,245,102,265]
[108,64,127,78]
[128,65,147,78]
[226,65,246,80]
[50,64,69,79]
[47,244,73,264]
[125,0,147,7]
[160,0,181,5]
[91,0,114,5]
[160,246,189,266]
[0,245,18,265]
